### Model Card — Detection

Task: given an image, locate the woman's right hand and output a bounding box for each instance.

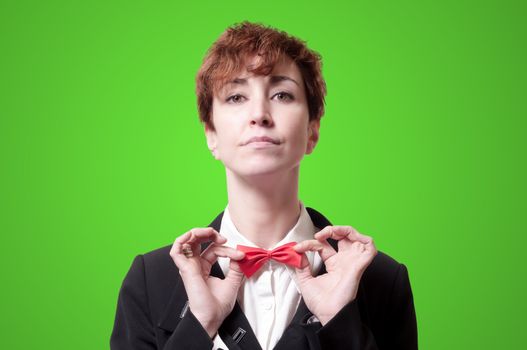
[169,227,245,338]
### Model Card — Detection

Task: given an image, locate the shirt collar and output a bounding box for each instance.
[220,200,315,249]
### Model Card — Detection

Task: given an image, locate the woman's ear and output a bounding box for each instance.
[204,123,219,159]
[306,119,320,154]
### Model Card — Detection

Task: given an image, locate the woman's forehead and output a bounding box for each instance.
[215,56,303,92]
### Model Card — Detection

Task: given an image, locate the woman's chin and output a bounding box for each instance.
[226,161,300,179]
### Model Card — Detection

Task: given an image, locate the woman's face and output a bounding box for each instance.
[205,55,320,178]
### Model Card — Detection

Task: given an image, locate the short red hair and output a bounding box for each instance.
[195,21,327,130]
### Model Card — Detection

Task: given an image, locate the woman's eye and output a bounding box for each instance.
[226,92,294,103]
[226,94,245,103]
[274,92,294,102]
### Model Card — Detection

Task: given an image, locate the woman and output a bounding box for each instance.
[111,21,417,350]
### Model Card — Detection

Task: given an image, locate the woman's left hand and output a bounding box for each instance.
[293,225,378,325]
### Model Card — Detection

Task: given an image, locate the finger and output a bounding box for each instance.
[200,245,245,266]
[315,225,372,244]
[294,254,313,283]
[293,239,336,261]
[175,227,226,245]
[225,260,245,289]
[170,238,199,265]
[170,229,221,267]
[170,241,185,265]
[351,241,366,253]
[174,231,191,244]
[175,228,227,257]
[363,239,378,255]
[170,241,200,274]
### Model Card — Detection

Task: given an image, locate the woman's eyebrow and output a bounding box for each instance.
[226,77,248,86]
[269,75,299,87]
[224,75,300,88]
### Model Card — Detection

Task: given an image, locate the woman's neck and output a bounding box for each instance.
[225,166,301,249]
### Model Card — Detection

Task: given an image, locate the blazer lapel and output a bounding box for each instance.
[208,254,263,350]
[207,212,263,350]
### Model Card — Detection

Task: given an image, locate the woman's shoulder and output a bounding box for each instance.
[358,249,414,316]
[141,243,177,275]
[363,250,409,287]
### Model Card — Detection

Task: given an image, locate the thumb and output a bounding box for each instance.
[225,260,245,289]
[294,254,313,283]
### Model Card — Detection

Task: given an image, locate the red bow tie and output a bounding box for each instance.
[236,242,302,278]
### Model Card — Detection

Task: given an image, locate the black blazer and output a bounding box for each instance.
[110,207,418,349]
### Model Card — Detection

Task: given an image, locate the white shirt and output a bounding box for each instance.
[212,201,322,350]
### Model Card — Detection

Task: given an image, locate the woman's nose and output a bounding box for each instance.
[250,97,273,127]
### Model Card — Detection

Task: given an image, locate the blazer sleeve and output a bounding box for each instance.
[110,255,215,350]
[315,263,417,350]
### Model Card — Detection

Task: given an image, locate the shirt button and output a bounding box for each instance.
[306,315,320,324]
[262,302,273,310]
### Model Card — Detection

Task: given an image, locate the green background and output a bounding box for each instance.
[1,0,526,348]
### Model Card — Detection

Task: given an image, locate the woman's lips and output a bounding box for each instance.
[246,141,279,147]
[244,136,280,145]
